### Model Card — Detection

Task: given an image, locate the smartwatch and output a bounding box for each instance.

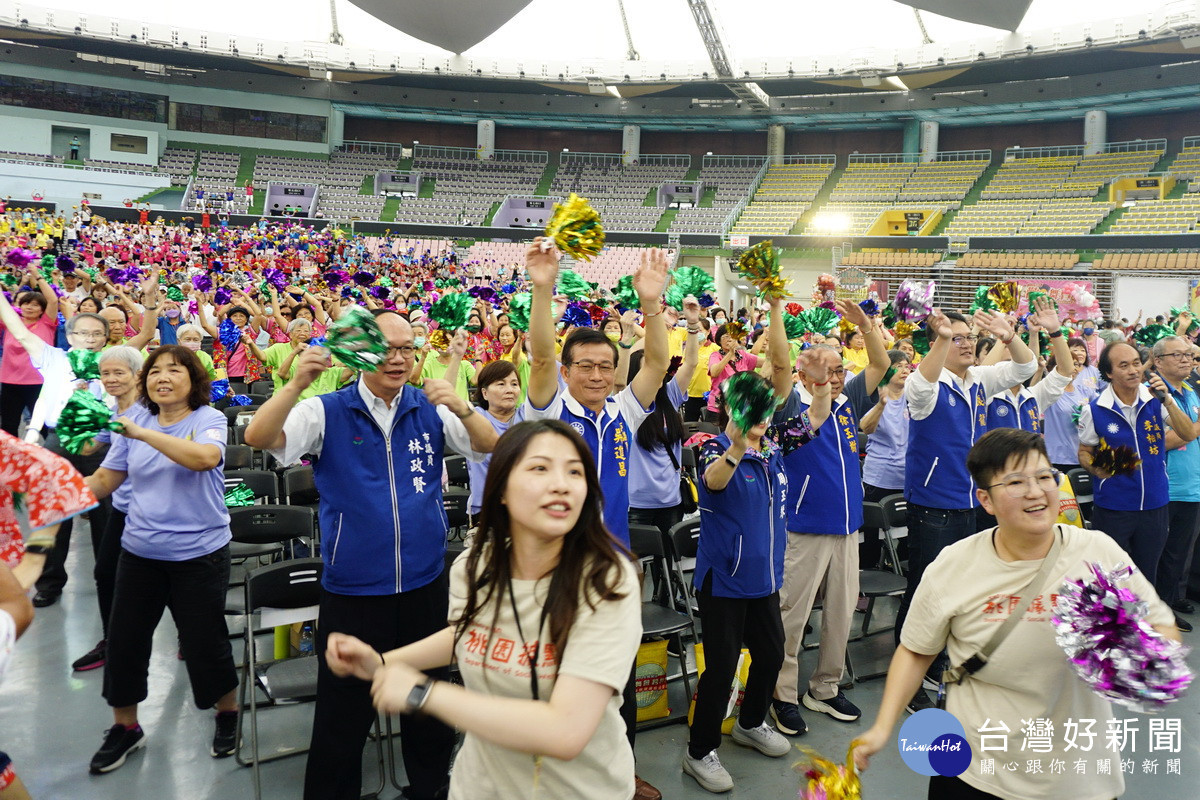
[405,679,435,714]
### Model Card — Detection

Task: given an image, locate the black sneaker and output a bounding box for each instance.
[802,690,861,722]
[89,724,146,774]
[906,688,937,714]
[922,657,948,691]
[211,711,238,758]
[1175,614,1194,634]
[770,700,807,736]
[72,640,107,672]
[1172,599,1195,615]
[32,591,60,608]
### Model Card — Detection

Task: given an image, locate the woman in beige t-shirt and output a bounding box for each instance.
[325,419,642,800]
[854,428,1181,800]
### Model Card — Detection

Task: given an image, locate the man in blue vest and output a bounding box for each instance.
[1078,340,1197,589]
[246,310,500,800]
[983,315,1074,434]
[769,299,889,736]
[1149,335,1200,632]
[523,236,669,800]
[897,302,1052,711]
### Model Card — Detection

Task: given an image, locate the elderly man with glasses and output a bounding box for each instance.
[1148,335,1200,632]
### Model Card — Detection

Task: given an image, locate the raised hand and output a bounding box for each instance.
[925,309,954,340]
[1028,294,1061,332]
[973,309,1016,341]
[632,248,670,307]
[524,237,560,288]
[422,377,471,419]
[682,295,701,325]
[835,297,869,329]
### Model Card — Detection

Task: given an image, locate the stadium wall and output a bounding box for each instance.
[0,105,163,165]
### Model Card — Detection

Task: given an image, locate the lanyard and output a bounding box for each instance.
[507,578,550,701]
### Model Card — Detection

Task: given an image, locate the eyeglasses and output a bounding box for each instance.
[951,335,980,347]
[71,330,107,340]
[383,345,417,359]
[1157,352,1193,362]
[985,469,1061,498]
[568,361,616,375]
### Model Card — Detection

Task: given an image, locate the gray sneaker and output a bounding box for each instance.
[731,721,792,757]
[682,749,734,793]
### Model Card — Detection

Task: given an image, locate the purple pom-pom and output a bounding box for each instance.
[1052,562,1193,712]
[5,248,37,268]
[192,274,213,293]
[324,270,349,288]
[56,254,76,273]
[468,285,498,304]
[214,287,233,306]
[262,267,288,292]
[369,285,389,300]
[352,270,375,287]
[894,279,936,323]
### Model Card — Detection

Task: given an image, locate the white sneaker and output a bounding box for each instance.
[731,721,792,757]
[682,749,734,793]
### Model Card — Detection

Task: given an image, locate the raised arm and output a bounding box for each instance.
[675,297,701,394]
[30,268,59,321]
[763,292,792,401]
[525,237,562,409]
[628,249,672,410]
[0,289,47,362]
[193,290,218,338]
[917,310,954,383]
[124,272,162,351]
[836,298,889,394]
[244,347,330,451]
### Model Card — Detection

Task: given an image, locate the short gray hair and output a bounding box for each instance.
[287,318,313,333]
[1152,335,1186,358]
[175,323,204,340]
[98,345,144,375]
[65,312,109,337]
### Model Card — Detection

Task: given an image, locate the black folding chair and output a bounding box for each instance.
[225,444,254,471]
[1067,468,1093,527]
[444,454,470,489]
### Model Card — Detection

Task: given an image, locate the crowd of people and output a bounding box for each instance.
[0,207,1197,800]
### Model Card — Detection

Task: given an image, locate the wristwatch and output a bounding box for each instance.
[404,678,435,714]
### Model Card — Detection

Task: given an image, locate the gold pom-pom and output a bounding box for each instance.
[428,329,450,351]
[736,240,789,299]
[545,193,605,262]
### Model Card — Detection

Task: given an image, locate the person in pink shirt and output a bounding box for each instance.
[705,322,759,422]
[0,272,59,436]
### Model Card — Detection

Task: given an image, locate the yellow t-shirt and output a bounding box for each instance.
[687,342,720,397]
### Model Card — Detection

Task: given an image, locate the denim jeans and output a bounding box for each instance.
[895,504,981,644]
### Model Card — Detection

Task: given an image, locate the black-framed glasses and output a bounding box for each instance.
[384,345,417,359]
[1157,352,1193,362]
[985,469,1061,498]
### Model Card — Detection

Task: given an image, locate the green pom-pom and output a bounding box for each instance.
[782,313,805,341]
[969,286,997,314]
[507,292,533,332]
[1071,403,1084,428]
[325,306,388,372]
[610,276,640,311]
[1132,324,1175,348]
[428,292,474,332]
[556,269,593,303]
[0,273,16,288]
[67,349,101,381]
[721,371,777,434]
[378,276,394,288]
[56,389,122,454]
[166,285,186,302]
[664,266,716,310]
[881,301,896,328]
[224,483,255,507]
[911,328,931,356]
[800,307,840,336]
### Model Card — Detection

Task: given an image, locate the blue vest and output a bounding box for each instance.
[1089,390,1170,511]
[907,378,989,510]
[696,434,787,599]
[314,385,449,595]
[782,390,863,535]
[986,391,1042,434]
[553,393,635,548]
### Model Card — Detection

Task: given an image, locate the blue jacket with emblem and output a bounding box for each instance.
[779,388,863,535]
[314,385,449,595]
[986,390,1042,433]
[906,379,989,509]
[696,434,788,599]
[1089,387,1170,511]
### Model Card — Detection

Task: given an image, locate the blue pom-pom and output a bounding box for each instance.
[698,294,715,308]
[859,298,879,317]
[228,394,254,406]
[210,378,230,403]
[561,303,592,328]
[218,318,241,349]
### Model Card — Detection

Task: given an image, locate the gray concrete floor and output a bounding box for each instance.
[3,521,1198,799]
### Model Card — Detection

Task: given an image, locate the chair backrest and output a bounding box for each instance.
[1066,468,1093,500]
[442,488,470,529]
[696,421,720,435]
[223,469,280,503]
[282,465,319,506]
[247,394,272,406]
[680,446,696,470]
[229,504,316,545]
[224,405,263,426]
[225,444,254,471]
[249,380,274,397]
[880,493,908,528]
[444,455,470,488]
[629,523,666,559]
[245,557,322,613]
[861,501,887,531]
[669,518,700,559]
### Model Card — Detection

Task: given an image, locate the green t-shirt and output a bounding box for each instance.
[196,349,217,380]
[260,342,351,400]
[421,356,475,403]
[260,342,298,392]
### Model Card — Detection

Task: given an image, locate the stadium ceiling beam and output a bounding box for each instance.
[685,0,771,112]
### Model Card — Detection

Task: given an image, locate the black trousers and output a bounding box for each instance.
[95,510,126,638]
[928,776,1003,799]
[682,396,706,423]
[1092,504,1170,585]
[0,383,41,436]
[103,546,238,710]
[35,436,112,598]
[896,505,981,645]
[303,576,455,800]
[688,574,784,758]
[1157,501,1200,606]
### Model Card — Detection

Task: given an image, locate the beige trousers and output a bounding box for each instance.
[773,531,859,704]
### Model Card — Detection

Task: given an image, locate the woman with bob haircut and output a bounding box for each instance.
[81,344,239,774]
[325,419,642,800]
[854,427,1180,800]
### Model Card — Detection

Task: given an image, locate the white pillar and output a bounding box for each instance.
[767,124,785,165]
[328,108,345,150]
[1084,110,1107,156]
[476,120,495,160]
[714,255,729,309]
[919,120,940,163]
[622,125,641,165]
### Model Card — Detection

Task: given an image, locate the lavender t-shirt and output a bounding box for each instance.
[630,381,686,509]
[101,405,231,561]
